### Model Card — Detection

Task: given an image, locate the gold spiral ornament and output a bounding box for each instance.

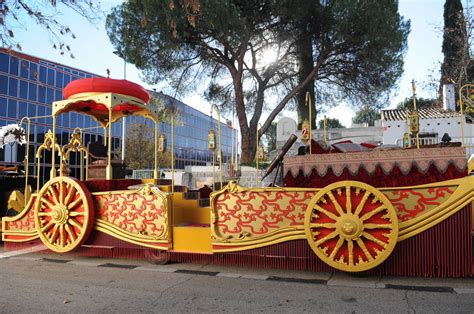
[304,181,398,272]
[34,176,94,253]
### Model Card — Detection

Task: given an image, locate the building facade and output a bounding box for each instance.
[381,107,474,156]
[0,49,236,181]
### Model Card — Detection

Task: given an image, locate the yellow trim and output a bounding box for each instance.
[95,220,170,250]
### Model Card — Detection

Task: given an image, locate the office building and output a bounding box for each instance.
[0,48,236,181]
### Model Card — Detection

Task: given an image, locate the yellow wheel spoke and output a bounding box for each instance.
[59,181,65,205]
[68,197,82,211]
[364,223,392,229]
[38,212,53,217]
[329,237,344,260]
[69,211,84,217]
[348,239,354,266]
[315,230,339,247]
[48,186,60,205]
[68,218,82,230]
[354,190,371,216]
[362,232,388,248]
[59,225,65,247]
[327,191,344,216]
[356,238,373,262]
[314,204,338,221]
[49,224,59,244]
[65,224,77,242]
[345,186,352,214]
[309,223,336,229]
[40,197,56,210]
[41,221,54,232]
[360,205,387,221]
[64,185,76,206]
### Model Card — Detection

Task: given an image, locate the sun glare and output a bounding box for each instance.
[258,47,279,67]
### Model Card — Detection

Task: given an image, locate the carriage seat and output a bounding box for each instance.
[87,142,126,179]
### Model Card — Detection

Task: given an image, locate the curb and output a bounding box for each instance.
[3,256,470,294]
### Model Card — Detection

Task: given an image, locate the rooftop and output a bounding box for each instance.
[382,107,463,121]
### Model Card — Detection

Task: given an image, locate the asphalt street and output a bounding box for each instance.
[0,250,473,313]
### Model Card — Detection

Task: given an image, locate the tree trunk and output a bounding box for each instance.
[296,33,316,130]
[233,72,255,164]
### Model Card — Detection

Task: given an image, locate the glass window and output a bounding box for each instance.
[0,75,7,95]
[28,83,37,101]
[62,112,69,127]
[37,105,46,124]
[29,63,38,81]
[38,86,46,103]
[77,114,84,128]
[20,60,29,79]
[39,66,47,84]
[47,68,55,86]
[28,125,35,143]
[8,77,17,97]
[0,97,6,116]
[63,74,71,87]
[0,53,8,73]
[55,89,62,100]
[7,99,17,119]
[18,101,27,119]
[27,102,36,117]
[46,88,54,104]
[9,56,18,75]
[55,71,63,88]
[45,107,52,125]
[37,125,45,143]
[19,79,28,99]
[70,112,77,126]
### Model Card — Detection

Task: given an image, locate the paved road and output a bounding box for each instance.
[0,254,473,313]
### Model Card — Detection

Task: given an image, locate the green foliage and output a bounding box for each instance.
[396,97,437,110]
[439,0,471,87]
[106,0,409,163]
[318,118,345,129]
[124,123,172,170]
[262,122,277,152]
[352,106,381,126]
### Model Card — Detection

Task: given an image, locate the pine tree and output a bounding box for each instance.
[439,0,471,93]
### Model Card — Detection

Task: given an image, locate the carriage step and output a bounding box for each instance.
[184,191,200,199]
[199,199,210,207]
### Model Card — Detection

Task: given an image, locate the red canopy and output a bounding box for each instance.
[63,77,150,104]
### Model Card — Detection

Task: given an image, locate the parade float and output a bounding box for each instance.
[2,78,474,277]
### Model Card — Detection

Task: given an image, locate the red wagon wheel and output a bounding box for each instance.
[34,176,94,253]
[304,181,398,272]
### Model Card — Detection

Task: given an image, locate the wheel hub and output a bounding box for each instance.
[51,204,69,225]
[337,214,363,240]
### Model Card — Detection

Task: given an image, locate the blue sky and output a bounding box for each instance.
[13,0,456,127]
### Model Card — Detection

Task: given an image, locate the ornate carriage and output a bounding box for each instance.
[2,78,473,277]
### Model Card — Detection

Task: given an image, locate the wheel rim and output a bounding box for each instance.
[304,181,398,272]
[34,177,93,253]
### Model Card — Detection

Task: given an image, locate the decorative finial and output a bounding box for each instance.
[106,68,110,78]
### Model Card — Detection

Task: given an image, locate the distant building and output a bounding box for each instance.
[381,107,474,156]
[0,48,236,181]
[275,117,382,150]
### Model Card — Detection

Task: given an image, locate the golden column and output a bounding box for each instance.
[306,91,312,153]
[211,104,223,190]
